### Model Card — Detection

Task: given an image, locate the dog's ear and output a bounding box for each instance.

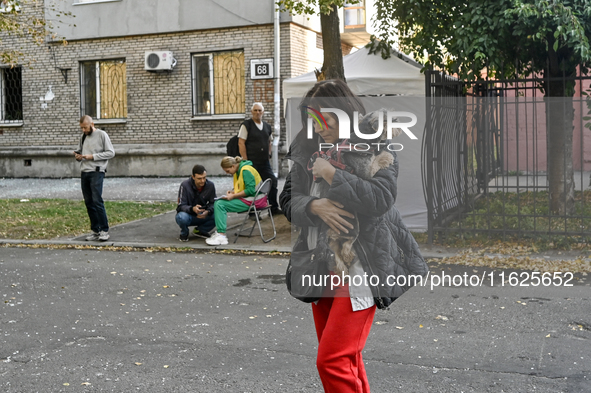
[356,109,390,143]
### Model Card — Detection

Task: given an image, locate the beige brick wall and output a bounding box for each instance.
[1,21,320,149]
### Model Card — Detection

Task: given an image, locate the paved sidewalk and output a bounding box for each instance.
[4,177,591,266]
[1,176,459,257]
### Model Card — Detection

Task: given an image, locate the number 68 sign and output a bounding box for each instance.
[250,59,274,79]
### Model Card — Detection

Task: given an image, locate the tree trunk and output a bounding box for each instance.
[319,4,345,81]
[545,73,575,216]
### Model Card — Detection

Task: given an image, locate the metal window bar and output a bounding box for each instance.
[191,54,215,116]
[0,67,23,123]
[80,59,126,119]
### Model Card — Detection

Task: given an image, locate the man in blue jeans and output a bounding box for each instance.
[175,164,216,241]
[74,115,115,241]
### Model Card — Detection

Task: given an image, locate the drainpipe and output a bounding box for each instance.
[272,2,281,177]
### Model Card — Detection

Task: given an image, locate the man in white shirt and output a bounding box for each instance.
[237,103,281,214]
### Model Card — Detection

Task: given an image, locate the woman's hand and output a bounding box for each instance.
[312,158,336,185]
[225,190,235,200]
[308,198,354,234]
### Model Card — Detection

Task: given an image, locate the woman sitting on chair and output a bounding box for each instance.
[206,156,266,246]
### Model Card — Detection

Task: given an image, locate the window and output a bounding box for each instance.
[344,1,365,27]
[0,67,23,124]
[80,59,127,120]
[191,51,244,117]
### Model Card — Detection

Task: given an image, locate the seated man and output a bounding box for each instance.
[175,164,216,241]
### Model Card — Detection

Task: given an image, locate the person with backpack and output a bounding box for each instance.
[206,156,266,246]
[236,103,281,215]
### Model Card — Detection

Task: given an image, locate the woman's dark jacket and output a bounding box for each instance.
[279,133,429,309]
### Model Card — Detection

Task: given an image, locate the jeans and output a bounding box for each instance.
[175,211,216,237]
[252,160,278,209]
[81,171,109,233]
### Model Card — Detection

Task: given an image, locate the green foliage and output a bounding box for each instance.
[371,0,591,83]
[276,0,359,16]
[0,199,176,240]
[0,0,73,65]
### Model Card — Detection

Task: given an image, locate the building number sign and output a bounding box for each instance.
[250,59,274,80]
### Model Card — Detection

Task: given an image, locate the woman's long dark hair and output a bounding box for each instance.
[295,79,366,156]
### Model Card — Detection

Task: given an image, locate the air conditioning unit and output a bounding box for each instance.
[144,51,176,71]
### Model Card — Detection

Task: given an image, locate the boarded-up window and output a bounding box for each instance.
[192,51,244,116]
[80,59,127,119]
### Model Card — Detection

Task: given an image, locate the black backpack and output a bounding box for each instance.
[226,135,240,157]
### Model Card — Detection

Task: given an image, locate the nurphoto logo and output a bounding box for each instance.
[306,108,419,151]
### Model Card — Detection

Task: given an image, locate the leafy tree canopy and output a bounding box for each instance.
[371,0,591,83]
[1,0,72,65]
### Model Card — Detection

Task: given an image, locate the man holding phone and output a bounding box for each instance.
[175,164,216,241]
[74,115,115,241]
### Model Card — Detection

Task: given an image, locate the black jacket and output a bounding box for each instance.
[176,178,216,216]
[242,119,272,165]
[279,133,428,309]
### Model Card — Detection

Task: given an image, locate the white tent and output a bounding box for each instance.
[283,46,425,99]
[282,47,428,230]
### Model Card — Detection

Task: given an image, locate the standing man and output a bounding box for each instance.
[175,164,216,242]
[74,115,115,241]
[238,103,281,214]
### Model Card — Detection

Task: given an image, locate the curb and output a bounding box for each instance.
[0,238,449,258]
[0,238,293,253]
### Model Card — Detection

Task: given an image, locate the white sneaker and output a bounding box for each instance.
[86,232,99,241]
[205,232,228,246]
[98,231,110,241]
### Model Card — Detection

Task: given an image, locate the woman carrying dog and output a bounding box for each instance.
[206,156,265,246]
[280,79,427,392]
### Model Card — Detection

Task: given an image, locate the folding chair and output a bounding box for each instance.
[233,178,276,243]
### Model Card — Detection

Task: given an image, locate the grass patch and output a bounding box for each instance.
[432,191,591,250]
[0,199,176,240]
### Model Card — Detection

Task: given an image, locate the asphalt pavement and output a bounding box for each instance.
[1,177,591,392]
[1,247,590,392]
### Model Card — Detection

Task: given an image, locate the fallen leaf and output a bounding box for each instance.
[135,362,142,366]
[81,382,91,386]
[395,326,404,329]
[163,365,170,368]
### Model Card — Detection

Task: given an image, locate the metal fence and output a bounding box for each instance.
[423,67,591,243]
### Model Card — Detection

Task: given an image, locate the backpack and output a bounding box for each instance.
[226,135,240,157]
